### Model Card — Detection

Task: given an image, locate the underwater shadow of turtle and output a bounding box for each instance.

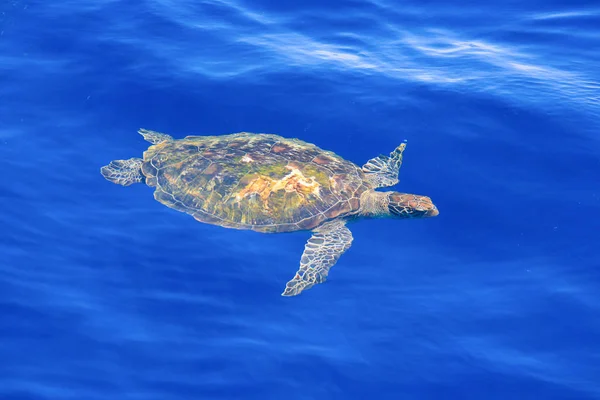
[100,128,439,297]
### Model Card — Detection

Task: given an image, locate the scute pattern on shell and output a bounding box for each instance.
[140,133,370,232]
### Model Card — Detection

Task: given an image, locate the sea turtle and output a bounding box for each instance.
[101,128,439,296]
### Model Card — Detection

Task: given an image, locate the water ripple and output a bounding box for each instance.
[81,0,593,120]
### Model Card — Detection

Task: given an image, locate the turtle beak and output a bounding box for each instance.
[427,204,439,217]
[416,196,439,217]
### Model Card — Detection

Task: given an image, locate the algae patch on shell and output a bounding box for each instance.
[234,165,323,210]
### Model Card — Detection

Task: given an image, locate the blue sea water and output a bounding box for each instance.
[1,0,600,398]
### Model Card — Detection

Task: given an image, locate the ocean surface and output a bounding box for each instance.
[1,0,599,399]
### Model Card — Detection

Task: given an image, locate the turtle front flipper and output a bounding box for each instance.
[100,158,144,186]
[362,141,406,188]
[138,128,173,144]
[282,219,353,296]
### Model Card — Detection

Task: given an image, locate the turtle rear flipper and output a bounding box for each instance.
[100,158,144,186]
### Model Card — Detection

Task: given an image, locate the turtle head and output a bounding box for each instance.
[387,192,439,219]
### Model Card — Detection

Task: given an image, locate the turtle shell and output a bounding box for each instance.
[141,133,370,232]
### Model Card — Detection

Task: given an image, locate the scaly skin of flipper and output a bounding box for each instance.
[281,219,353,296]
[100,158,144,186]
[362,142,406,188]
[139,128,173,144]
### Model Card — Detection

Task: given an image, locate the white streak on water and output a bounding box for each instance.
[126,0,600,118]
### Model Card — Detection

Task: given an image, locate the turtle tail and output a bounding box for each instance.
[100,157,145,186]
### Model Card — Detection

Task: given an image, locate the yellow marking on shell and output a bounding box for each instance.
[329,176,337,189]
[235,166,322,209]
